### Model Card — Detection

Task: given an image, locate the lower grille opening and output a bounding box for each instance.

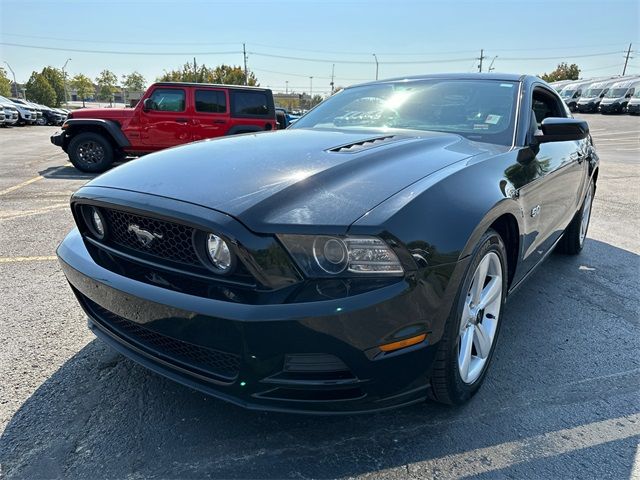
[256,387,366,402]
[76,290,240,383]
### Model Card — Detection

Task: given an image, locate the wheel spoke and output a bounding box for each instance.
[473,322,492,359]
[458,325,474,382]
[478,277,501,310]
[470,255,490,304]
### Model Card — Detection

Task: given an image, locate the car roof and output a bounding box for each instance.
[152,82,271,91]
[350,72,527,88]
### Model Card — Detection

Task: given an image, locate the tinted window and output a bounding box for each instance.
[147,88,185,112]
[292,79,519,146]
[195,90,226,113]
[232,91,269,116]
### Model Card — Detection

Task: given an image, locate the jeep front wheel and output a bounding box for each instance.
[68,133,114,173]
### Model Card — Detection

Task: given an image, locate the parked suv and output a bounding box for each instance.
[51,82,277,172]
[0,96,36,125]
[0,99,19,126]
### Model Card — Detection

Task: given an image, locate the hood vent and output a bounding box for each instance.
[328,135,399,153]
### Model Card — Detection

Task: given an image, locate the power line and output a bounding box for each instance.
[0,42,241,56]
[248,51,475,65]
[1,32,630,56]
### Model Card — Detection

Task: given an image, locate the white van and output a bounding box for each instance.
[576,79,617,113]
[558,80,592,112]
[599,78,640,114]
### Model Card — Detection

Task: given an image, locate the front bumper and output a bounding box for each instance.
[577,102,598,113]
[51,131,65,147]
[599,102,622,113]
[58,227,464,414]
[627,103,640,114]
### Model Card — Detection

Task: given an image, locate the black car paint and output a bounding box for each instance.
[57,74,598,413]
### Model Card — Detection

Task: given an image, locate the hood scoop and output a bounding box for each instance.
[328,135,401,153]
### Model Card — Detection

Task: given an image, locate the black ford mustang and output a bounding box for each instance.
[57,74,598,414]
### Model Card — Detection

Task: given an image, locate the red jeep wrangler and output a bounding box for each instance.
[51,82,277,172]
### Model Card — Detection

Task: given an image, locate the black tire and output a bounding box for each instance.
[429,229,507,405]
[68,132,114,173]
[557,180,595,255]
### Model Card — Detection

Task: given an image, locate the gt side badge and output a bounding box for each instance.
[531,205,541,218]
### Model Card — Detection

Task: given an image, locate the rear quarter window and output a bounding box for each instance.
[231,91,270,116]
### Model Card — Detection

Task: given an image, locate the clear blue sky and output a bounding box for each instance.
[1,0,638,95]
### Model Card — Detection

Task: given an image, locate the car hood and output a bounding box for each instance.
[70,108,134,119]
[88,129,495,231]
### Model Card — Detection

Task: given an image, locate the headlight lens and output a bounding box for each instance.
[279,234,403,277]
[206,233,232,273]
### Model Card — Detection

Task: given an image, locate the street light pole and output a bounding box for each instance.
[3,61,18,97]
[61,58,71,106]
[373,54,379,80]
[309,76,313,109]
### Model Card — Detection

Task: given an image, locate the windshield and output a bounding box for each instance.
[560,89,576,98]
[583,88,604,97]
[291,79,518,146]
[633,89,640,98]
[605,88,628,98]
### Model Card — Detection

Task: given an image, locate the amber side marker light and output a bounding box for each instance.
[379,333,427,352]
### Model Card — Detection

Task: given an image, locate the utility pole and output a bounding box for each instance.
[309,76,313,109]
[622,43,633,76]
[193,57,197,81]
[243,43,248,85]
[330,64,335,94]
[477,49,485,73]
[373,53,379,80]
[285,80,289,94]
[61,58,71,105]
[488,56,498,72]
[3,61,17,97]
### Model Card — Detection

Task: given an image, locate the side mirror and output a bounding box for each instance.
[534,118,589,144]
[625,93,632,98]
[142,98,154,112]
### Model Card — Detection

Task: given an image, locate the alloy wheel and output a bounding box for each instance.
[77,141,105,165]
[458,251,503,384]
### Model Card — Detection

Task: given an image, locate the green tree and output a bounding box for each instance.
[40,67,66,106]
[311,94,324,107]
[0,67,12,97]
[122,71,146,92]
[540,63,581,83]
[158,62,258,86]
[96,69,118,102]
[210,65,258,86]
[71,73,94,107]
[25,72,56,106]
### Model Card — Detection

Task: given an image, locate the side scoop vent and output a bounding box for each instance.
[328,135,399,153]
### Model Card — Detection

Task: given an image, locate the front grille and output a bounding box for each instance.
[103,208,201,266]
[81,293,241,381]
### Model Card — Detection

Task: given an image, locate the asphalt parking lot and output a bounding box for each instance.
[0,115,638,479]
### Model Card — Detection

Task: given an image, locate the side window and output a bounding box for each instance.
[195,90,227,113]
[147,88,185,112]
[231,91,269,116]
[532,88,566,126]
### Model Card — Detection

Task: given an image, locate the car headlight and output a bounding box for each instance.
[279,234,403,277]
[206,233,233,273]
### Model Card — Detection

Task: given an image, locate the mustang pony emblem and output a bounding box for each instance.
[128,224,163,247]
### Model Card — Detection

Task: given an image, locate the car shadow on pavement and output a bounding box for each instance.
[1,239,638,479]
[38,166,99,181]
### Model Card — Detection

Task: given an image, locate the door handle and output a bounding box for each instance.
[212,119,226,124]
[175,118,189,123]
